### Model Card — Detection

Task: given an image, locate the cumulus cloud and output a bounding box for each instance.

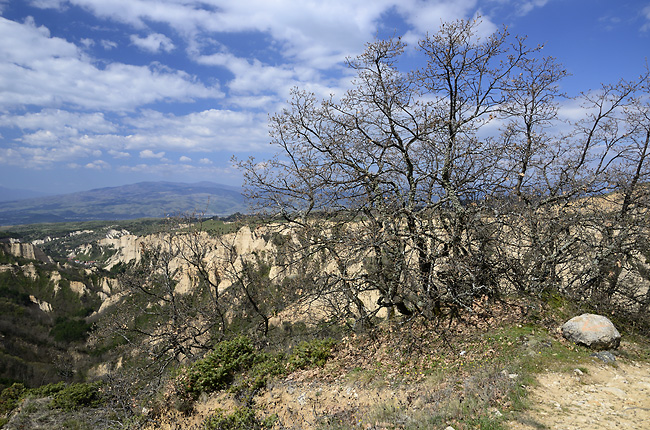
[0,109,118,134]
[190,49,297,95]
[48,0,411,70]
[117,109,268,153]
[79,38,94,48]
[85,159,111,170]
[62,0,514,67]
[0,17,222,112]
[130,32,175,53]
[396,0,477,34]
[139,149,166,158]
[118,161,233,177]
[1,144,101,168]
[101,39,118,49]
[3,0,558,188]
[109,149,131,158]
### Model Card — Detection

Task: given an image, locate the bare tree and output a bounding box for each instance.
[239,17,650,331]
[238,18,543,326]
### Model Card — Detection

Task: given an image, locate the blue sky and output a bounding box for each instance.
[0,0,649,195]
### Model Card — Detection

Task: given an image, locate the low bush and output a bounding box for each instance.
[203,406,276,430]
[0,383,25,416]
[231,352,286,401]
[176,336,338,410]
[28,381,67,397]
[51,382,104,411]
[182,337,255,399]
[50,318,92,343]
[287,338,336,371]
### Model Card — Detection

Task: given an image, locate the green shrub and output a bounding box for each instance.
[50,318,91,343]
[28,381,67,397]
[182,337,255,399]
[177,336,337,409]
[204,406,276,430]
[231,352,286,400]
[0,383,25,415]
[51,382,104,411]
[288,338,336,371]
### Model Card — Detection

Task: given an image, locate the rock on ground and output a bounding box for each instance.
[561,314,621,350]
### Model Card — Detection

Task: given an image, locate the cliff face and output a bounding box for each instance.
[99,225,272,268]
[98,225,276,291]
[1,240,52,263]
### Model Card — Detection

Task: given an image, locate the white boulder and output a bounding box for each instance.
[562,313,621,350]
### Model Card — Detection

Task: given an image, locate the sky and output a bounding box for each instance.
[0,0,649,195]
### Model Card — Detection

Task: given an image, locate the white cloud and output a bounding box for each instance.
[642,5,650,32]
[139,149,166,158]
[80,37,94,48]
[56,0,422,69]
[0,105,271,169]
[109,149,131,158]
[191,49,297,95]
[28,0,66,9]
[0,109,118,134]
[101,39,118,50]
[0,16,222,112]
[118,161,233,177]
[0,147,23,166]
[67,0,513,66]
[114,109,264,153]
[1,0,541,179]
[0,143,100,168]
[130,32,175,53]
[396,0,477,34]
[515,0,550,16]
[85,159,111,170]
[19,130,63,146]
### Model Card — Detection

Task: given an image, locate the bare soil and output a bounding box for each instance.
[509,358,650,430]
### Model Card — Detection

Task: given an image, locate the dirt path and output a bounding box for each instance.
[509,359,650,430]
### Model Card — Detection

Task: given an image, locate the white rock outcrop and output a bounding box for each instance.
[29,295,52,313]
[69,281,90,296]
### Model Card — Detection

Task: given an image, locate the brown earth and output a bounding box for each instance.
[151,357,650,430]
[509,358,650,430]
[145,301,650,430]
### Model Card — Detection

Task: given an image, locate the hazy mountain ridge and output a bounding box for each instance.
[0,181,247,225]
[0,186,51,202]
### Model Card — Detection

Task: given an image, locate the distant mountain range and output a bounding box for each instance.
[0,181,248,225]
[0,186,52,202]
